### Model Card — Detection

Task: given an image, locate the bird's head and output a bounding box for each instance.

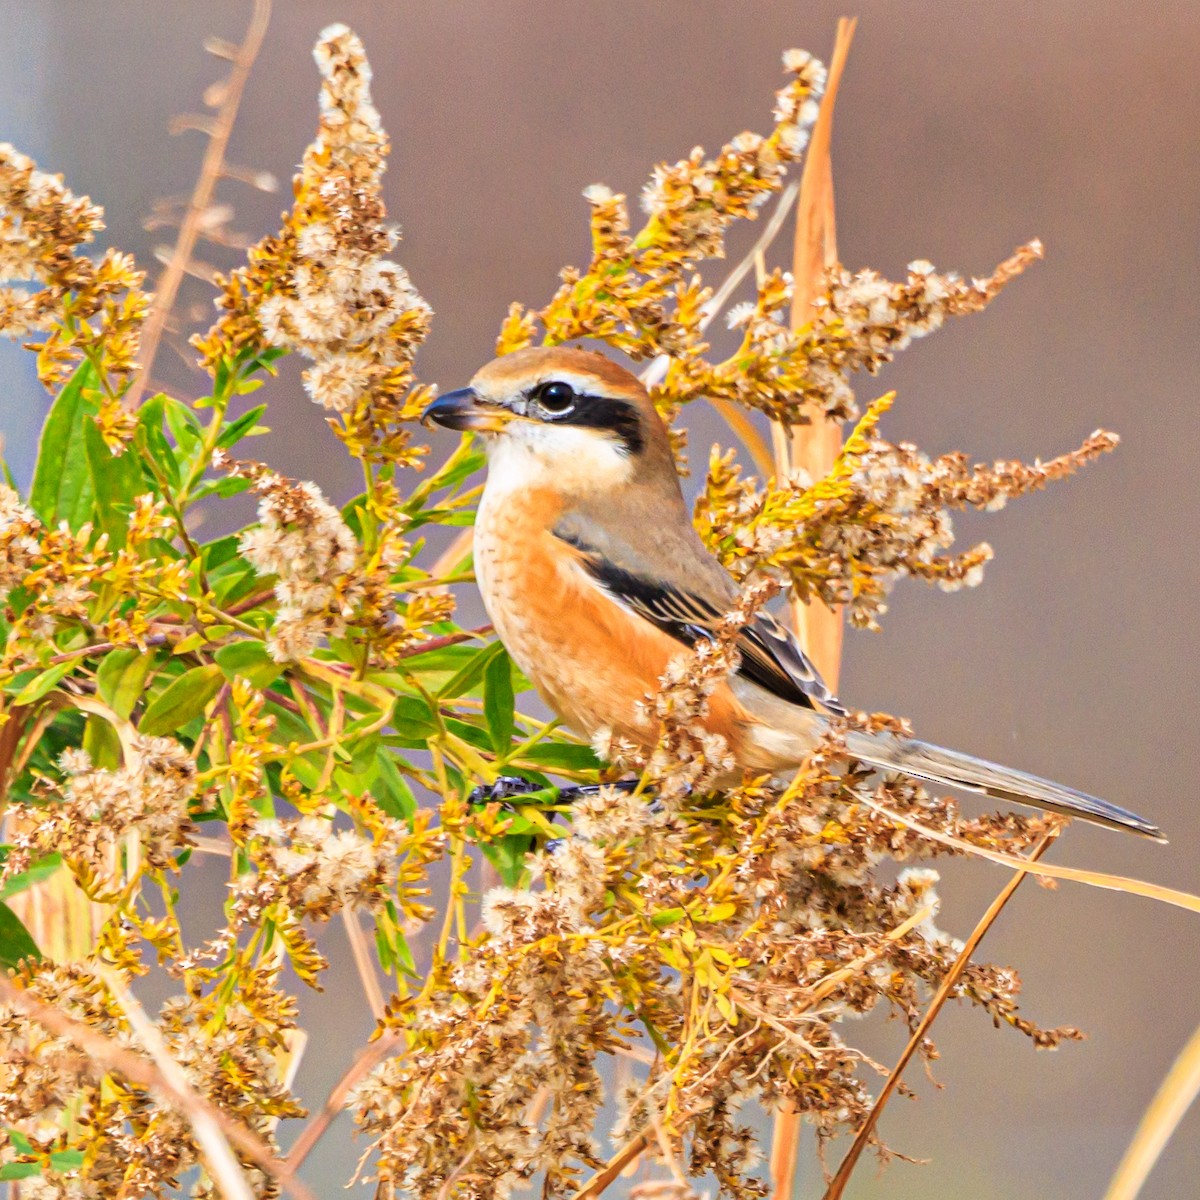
[423,346,675,495]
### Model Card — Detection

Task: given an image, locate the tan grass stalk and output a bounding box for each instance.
[0,972,316,1200]
[769,20,857,1200]
[821,830,1060,1199]
[125,0,272,411]
[1102,1019,1200,1200]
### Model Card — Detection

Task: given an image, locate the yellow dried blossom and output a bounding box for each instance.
[0,143,147,448]
[195,23,433,466]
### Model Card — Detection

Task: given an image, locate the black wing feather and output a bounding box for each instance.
[559,532,845,715]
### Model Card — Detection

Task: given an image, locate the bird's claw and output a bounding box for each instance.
[554,779,641,804]
[467,775,545,806]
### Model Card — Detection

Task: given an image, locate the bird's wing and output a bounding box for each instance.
[558,530,845,715]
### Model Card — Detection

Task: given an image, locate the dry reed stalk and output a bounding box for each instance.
[768,20,856,1200]
[780,16,857,677]
[124,0,273,411]
[1102,1018,1200,1200]
[821,830,1060,1199]
[3,847,111,963]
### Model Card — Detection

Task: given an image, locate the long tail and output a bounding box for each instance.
[842,731,1165,841]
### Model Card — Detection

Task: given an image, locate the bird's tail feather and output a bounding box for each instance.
[842,732,1165,842]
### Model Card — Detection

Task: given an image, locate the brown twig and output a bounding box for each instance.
[0,972,317,1200]
[821,830,1059,1199]
[395,624,493,661]
[284,1032,403,1171]
[571,1130,653,1200]
[125,0,272,410]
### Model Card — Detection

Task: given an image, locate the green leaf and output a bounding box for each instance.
[437,640,504,700]
[216,404,268,449]
[135,394,180,487]
[388,694,438,747]
[29,360,100,529]
[0,1162,43,1181]
[481,835,534,887]
[11,660,75,705]
[83,419,144,548]
[139,664,224,736]
[373,753,416,820]
[202,535,241,572]
[49,1149,85,1172]
[97,648,156,720]
[194,474,254,502]
[514,742,603,772]
[484,651,515,753]
[431,449,485,494]
[215,640,283,690]
[162,396,202,450]
[5,1129,34,1156]
[0,901,42,969]
[82,713,121,769]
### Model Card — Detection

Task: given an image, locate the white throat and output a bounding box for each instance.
[482,422,635,501]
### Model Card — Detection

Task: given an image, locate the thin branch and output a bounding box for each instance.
[0,972,317,1200]
[101,966,256,1200]
[639,180,801,393]
[821,830,1059,1200]
[571,1130,653,1200]
[284,1032,403,1171]
[341,905,386,1021]
[126,0,272,410]
[395,624,493,661]
[1102,1019,1200,1200]
[709,398,776,479]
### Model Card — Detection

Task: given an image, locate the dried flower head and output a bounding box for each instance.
[3,735,197,898]
[238,469,360,661]
[195,23,433,466]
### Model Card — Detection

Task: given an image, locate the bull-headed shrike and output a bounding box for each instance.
[424,346,1162,841]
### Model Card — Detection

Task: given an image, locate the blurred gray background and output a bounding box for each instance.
[1,2,1197,1197]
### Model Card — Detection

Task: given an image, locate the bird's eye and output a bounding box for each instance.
[532,380,577,415]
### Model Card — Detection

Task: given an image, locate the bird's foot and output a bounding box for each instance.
[467,775,545,807]
[553,779,641,804]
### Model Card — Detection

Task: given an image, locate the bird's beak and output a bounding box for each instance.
[422,388,512,434]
